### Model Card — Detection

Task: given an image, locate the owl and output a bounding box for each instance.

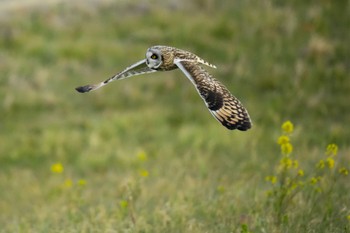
[76,45,252,131]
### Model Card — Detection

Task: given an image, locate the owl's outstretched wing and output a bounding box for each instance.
[75,59,156,93]
[175,60,252,131]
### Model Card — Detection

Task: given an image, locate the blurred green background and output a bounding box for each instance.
[0,0,349,232]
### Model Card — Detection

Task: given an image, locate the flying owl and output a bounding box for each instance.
[76,45,251,131]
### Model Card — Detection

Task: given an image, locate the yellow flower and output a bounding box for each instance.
[339,167,349,176]
[63,179,73,188]
[277,135,290,145]
[297,169,304,177]
[139,169,149,177]
[280,157,293,169]
[137,150,148,162]
[310,176,322,185]
[347,215,350,221]
[281,143,293,155]
[310,177,318,185]
[51,163,64,174]
[326,158,334,169]
[265,176,277,184]
[265,190,273,197]
[289,182,298,191]
[282,121,294,134]
[119,200,128,209]
[316,160,325,169]
[216,185,225,193]
[78,179,87,186]
[270,176,277,184]
[326,158,335,169]
[326,143,338,157]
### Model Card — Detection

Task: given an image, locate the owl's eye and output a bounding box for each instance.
[151,54,158,59]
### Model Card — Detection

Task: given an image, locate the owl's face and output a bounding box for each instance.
[145,47,163,69]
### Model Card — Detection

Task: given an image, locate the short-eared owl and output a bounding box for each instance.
[76,45,251,131]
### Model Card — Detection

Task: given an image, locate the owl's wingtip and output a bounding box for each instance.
[75,85,92,93]
[223,121,252,131]
[237,122,252,131]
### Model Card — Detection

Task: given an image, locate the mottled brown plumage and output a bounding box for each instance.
[179,61,251,130]
[76,45,251,131]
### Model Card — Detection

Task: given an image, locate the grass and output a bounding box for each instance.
[0,0,349,232]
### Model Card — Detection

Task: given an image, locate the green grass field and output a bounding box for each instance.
[0,1,349,232]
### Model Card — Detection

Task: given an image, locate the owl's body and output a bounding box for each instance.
[76,45,251,131]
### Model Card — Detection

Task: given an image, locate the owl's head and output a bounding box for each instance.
[145,47,163,69]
